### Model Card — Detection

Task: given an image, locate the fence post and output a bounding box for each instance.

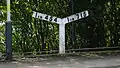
[70,0,75,46]
[6,0,12,60]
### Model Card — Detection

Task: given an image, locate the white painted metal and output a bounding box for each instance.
[32,10,89,54]
[32,11,89,24]
[59,24,65,54]
[32,11,62,24]
[7,0,11,22]
[62,10,89,24]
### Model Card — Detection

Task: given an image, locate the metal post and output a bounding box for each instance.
[59,24,65,54]
[6,0,12,60]
[70,0,75,46]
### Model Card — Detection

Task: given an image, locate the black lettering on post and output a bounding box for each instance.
[72,18,74,21]
[38,15,42,19]
[70,18,73,22]
[38,16,40,19]
[54,18,57,22]
[35,12,37,18]
[80,13,83,18]
[67,18,69,23]
[45,16,48,20]
[49,16,53,21]
[83,12,86,17]
[76,14,79,19]
[40,16,42,19]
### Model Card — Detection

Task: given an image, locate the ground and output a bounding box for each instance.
[0,55,120,68]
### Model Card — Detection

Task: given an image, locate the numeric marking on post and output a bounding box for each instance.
[76,14,79,19]
[45,16,48,20]
[32,11,62,24]
[54,18,57,22]
[32,10,89,24]
[63,10,89,23]
[49,16,53,21]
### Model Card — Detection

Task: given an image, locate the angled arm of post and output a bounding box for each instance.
[32,11,62,24]
[32,11,89,24]
[63,10,89,24]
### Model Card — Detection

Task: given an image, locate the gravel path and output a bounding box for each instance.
[0,55,120,68]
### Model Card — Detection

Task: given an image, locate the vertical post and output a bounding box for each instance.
[70,0,75,46]
[6,0,12,60]
[59,24,65,54]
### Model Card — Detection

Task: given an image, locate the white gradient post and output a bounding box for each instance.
[6,0,12,60]
[7,0,11,22]
[32,10,89,54]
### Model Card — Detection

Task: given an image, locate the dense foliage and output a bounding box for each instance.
[0,0,120,53]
